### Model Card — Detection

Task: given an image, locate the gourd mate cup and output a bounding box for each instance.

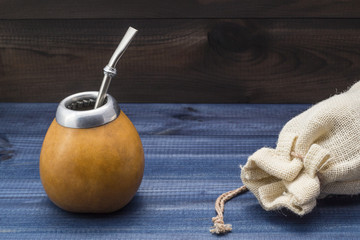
[39,27,144,213]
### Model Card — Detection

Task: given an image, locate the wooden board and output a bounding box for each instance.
[1,0,360,19]
[0,19,358,103]
[2,103,360,239]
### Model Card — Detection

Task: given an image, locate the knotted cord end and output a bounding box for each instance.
[210,216,232,234]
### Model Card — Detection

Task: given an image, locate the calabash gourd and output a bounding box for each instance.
[40,92,144,213]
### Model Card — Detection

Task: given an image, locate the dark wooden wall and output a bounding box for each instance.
[1,1,360,103]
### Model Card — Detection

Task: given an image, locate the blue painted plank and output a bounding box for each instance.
[1,103,359,239]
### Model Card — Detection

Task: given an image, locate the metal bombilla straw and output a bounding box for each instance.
[94,27,138,109]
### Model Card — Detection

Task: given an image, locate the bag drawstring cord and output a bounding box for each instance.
[210,185,248,234]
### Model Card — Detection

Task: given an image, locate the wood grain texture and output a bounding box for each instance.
[0,19,358,103]
[0,133,14,161]
[2,103,360,239]
[0,0,360,19]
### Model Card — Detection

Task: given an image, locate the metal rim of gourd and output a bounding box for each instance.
[56,91,120,129]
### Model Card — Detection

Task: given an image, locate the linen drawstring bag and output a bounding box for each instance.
[211,81,360,234]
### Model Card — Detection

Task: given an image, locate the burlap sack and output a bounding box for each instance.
[241,81,360,215]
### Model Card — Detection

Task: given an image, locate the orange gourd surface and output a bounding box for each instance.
[40,111,144,213]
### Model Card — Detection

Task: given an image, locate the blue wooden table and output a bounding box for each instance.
[1,103,360,239]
